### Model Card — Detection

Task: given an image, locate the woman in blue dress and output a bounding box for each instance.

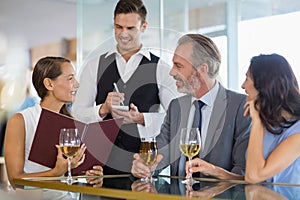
[242,53,300,184]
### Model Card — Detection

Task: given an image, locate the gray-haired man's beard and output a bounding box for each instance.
[177,74,201,96]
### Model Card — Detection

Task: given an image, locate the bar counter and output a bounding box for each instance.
[13,174,300,199]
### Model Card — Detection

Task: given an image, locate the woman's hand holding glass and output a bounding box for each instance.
[59,128,83,185]
[53,143,86,176]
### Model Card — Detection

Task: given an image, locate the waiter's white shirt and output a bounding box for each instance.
[72,46,179,138]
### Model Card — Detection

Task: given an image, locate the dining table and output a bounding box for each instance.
[13,174,300,199]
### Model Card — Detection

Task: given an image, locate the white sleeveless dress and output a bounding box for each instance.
[20,104,51,173]
[20,104,79,199]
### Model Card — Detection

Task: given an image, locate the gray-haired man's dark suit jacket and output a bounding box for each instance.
[156,83,251,176]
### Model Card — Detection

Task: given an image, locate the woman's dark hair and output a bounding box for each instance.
[32,56,72,117]
[114,0,147,24]
[249,53,300,134]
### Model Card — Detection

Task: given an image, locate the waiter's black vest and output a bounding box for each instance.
[96,52,160,174]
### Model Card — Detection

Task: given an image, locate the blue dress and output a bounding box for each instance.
[263,120,300,184]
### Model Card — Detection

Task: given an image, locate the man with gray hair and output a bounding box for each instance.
[131,34,251,180]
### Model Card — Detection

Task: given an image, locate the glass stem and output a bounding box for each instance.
[67,157,72,184]
[187,157,192,179]
[149,166,152,182]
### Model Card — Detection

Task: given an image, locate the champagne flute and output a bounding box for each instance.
[139,137,158,183]
[179,127,201,185]
[59,128,81,185]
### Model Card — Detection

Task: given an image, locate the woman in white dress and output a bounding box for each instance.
[4,57,103,189]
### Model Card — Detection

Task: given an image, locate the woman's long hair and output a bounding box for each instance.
[32,56,72,117]
[249,53,300,134]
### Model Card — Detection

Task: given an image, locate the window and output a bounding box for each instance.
[238,11,300,92]
[78,0,300,90]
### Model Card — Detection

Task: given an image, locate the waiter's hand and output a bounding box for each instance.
[99,91,124,117]
[112,103,144,125]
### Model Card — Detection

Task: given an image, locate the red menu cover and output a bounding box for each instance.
[28,108,123,175]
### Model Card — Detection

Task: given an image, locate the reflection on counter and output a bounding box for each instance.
[11,175,300,200]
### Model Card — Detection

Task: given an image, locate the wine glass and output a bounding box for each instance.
[179,127,201,185]
[139,136,158,183]
[59,128,81,185]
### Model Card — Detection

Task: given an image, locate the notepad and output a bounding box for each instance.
[28,108,123,175]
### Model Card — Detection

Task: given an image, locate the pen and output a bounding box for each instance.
[113,82,125,106]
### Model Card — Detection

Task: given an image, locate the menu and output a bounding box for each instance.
[28,108,123,175]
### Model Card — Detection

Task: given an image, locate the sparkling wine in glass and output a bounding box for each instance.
[179,127,201,185]
[59,128,81,185]
[139,137,158,183]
